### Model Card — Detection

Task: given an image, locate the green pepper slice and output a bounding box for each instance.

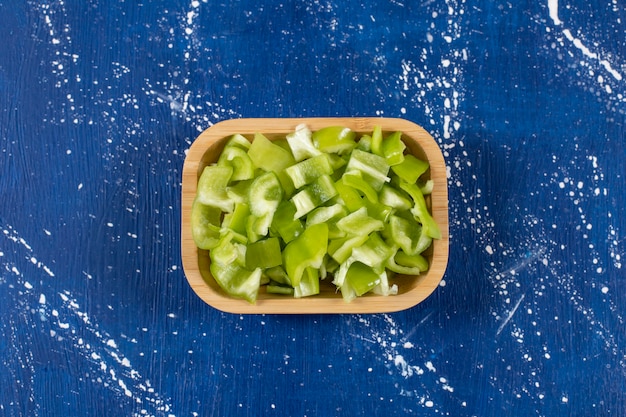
[370,125,384,157]
[217,145,255,181]
[291,175,337,219]
[336,206,384,236]
[342,170,379,203]
[282,222,328,286]
[247,171,283,237]
[391,154,429,184]
[312,126,357,155]
[285,154,334,189]
[196,165,234,212]
[270,200,304,243]
[248,132,296,172]
[191,199,222,250]
[210,261,262,304]
[294,267,320,298]
[345,148,390,191]
[399,181,442,239]
[382,131,406,166]
[286,124,322,161]
[245,237,283,269]
[345,261,381,296]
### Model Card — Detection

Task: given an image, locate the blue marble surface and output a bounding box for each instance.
[1,0,625,416]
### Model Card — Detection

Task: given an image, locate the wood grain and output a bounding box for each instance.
[181,117,449,314]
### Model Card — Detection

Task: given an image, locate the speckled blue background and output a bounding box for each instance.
[1,1,625,416]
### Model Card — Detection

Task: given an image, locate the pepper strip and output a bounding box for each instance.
[399,181,442,239]
[196,165,234,213]
[312,126,357,155]
[191,199,222,250]
[282,222,328,287]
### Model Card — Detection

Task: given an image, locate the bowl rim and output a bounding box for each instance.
[181,117,449,314]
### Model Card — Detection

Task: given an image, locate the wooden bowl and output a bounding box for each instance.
[181,117,449,314]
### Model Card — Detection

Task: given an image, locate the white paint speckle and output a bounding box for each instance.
[548,0,562,25]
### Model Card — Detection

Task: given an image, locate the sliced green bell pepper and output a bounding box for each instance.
[294,267,320,298]
[370,125,384,157]
[395,250,429,271]
[191,199,222,250]
[391,154,429,184]
[271,200,304,243]
[356,134,372,152]
[196,165,234,213]
[211,230,247,266]
[350,232,395,273]
[210,261,261,304]
[342,170,378,203]
[345,149,390,191]
[399,180,442,239]
[334,177,366,212]
[312,126,357,155]
[217,145,255,181]
[270,200,304,243]
[224,133,251,150]
[328,234,369,264]
[285,154,334,189]
[291,174,337,219]
[247,171,283,237]
[222,202,250,236]
[371,270,396,297]
[382,131,406,166]
[378,184,412,210]
[345,261,381,297]
[226,179,254,205]
[264,265,291,286]
[286,124,322,161]
[386,255,422,275]
[361,198,393,223]
[266,283,295,295]
[245,237,283,269]
[305,203,347,227]
[282,222,328,286]
[306,204,347,239]
[419,179,434,195]
[386,214,423,255]
[248,132,296,172]
[336,206,384,236]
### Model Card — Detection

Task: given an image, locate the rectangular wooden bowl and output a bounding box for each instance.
[181,117,449,314]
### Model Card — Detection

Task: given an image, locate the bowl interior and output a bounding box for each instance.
[181,117,449,314]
